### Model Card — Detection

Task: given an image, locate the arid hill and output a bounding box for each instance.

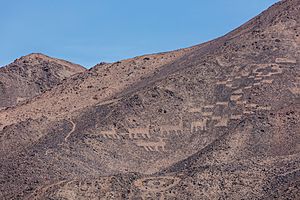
[0,0,299,199]
[0,53,85,109]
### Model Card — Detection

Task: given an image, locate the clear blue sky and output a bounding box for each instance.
[0,0,278,68]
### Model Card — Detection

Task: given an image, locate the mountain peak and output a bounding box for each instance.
[13,53,86,71]
[15,53,56,63]
[0,53,86,109]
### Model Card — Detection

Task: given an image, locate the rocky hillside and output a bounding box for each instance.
[0,53,85,109]
[0,0,299,199]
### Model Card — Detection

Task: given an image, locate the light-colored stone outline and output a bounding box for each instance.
[275,58,297,64]
[135,137,166,152]
[64,119,76,142]
[96,127,120,140]
[159,117,183,135]
[191,118,208,132]
[124,124,151,139]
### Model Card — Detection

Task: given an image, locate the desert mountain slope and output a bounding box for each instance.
[0,47,196,130]
[0,0,300,199]
[0,46,196,156]
[0,53,85,109]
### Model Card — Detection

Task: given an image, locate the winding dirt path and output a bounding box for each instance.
[64,120,76,142]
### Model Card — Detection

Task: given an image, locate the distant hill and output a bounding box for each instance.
[0,53,85,109]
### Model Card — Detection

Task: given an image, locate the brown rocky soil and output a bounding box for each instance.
[0,0,299,199]
[0,53,85,109]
